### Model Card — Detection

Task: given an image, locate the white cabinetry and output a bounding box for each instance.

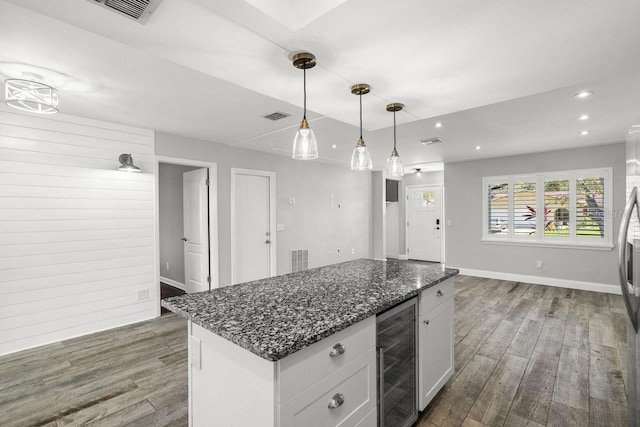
[418,278,455,410]
[189,316,376,427]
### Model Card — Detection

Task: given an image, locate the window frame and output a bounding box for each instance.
[482,167,613,250]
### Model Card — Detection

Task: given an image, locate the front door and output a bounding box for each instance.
[183,168,209,293]
[407,185,443,262]
[232,169,275,284]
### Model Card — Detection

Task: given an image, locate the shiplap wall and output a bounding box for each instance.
[0,105,156,356]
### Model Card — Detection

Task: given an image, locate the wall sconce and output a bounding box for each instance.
[118,154,141,172]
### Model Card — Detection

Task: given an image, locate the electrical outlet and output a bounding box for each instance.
[536,260,543,269]
[276,224,285,232]
[190,337,202,370]
[447,220,452,227]
[136,288,149,301]
[351,248,355,255]
[289,197,296,205]
[165,262,170,270]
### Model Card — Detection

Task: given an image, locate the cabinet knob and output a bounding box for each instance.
[328,393,345,409]
[437,289,444,297]
[329,343,346,357]
[423,319,430,325]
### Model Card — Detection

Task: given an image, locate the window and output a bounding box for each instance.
[482,168,613,249]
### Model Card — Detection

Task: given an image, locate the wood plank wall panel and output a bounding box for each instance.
[0,106,156,356]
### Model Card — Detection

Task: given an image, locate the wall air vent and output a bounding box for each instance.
[290,249,308,273]
[264,112,290,121]
[88,0,164,24]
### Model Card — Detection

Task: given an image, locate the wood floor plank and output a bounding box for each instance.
[589,397,629,427]
[589,343,627,405]
[589,312,618,348]
[467,353,528,426]
[84,399,157,426]
[533,318,566,357]
[553,344,590,411]
[503,412,545,427]
[508,350,559,424]
[546,401,589,427]
[506,318,544,359]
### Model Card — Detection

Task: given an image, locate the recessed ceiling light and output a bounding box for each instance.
[331,144,337,149]
[579,114,590,121]
[580,130,590,135]
[575,91,593,99]
[475,146,481,150]
[435,122,443,128]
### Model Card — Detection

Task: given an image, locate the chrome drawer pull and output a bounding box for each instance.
[329,343,346,357]
[328,393,345,409]
[436,289,445,297]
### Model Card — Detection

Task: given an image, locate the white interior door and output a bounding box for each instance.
[183,168,209,293]
[232,170,275,284]
[407,185,443,262]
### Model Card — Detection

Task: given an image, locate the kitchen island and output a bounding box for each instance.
[162,258,458,426]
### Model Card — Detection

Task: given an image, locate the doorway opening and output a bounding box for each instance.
[156,157,218,316]
[406,184,444,263]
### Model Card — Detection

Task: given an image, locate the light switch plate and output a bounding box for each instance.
[191,336,202,370]
[277,224,285,231]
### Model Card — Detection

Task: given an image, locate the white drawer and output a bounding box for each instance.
[277,316,376,403]
[419,277,454,315]
[278,347,376,427]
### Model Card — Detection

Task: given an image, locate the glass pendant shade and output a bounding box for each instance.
[5,78,59,114]
[351,138,373,170]
[292,118,318,159]
[385,149,404,178]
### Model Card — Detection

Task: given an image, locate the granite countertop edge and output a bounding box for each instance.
[162,260,458,362]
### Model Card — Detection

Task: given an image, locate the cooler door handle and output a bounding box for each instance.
[618,187,639,332]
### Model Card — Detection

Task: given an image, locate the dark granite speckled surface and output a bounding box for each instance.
[162,258,458,361]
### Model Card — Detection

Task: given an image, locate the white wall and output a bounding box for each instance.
[158,163,201,287]
[155,132,372,286]
[0,105,156,356]
[444,143,624,292]
[386,201,399,258]
[371,171,386,260]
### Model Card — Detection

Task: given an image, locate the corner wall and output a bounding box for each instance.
[155,132,372,286]
[444,143,624,292]
[0,105,156,356]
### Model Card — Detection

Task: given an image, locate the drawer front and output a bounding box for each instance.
[277,316,376,403]
[278,348,376,427]
[419,277,454,315]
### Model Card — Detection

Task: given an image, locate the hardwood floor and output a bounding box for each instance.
[417,275,629,427]
[0,275,629,426]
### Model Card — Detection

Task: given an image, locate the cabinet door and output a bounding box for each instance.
[418,297,454,410]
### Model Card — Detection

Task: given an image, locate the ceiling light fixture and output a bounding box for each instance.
[579,114,590,121]
[414,168,422,177]
[331,144,337,149]
[4,73,59,114]
[580,130,590,135]
[118,153,141,172]
[350,83,372,170]
[385,103,405,179]
[475,146,481,150]
[435,122,443,128]
[574,91,593,99]
[291,52,318,160]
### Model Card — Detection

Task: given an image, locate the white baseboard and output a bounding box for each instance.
[454,267,621,295]
[160,276,185,291]
[398,254,409,260]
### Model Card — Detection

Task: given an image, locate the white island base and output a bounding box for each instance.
[186,277,454,427]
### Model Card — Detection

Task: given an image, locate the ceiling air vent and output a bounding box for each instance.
[420,137,444,146]
[263,112,290,121]
[88,0,164,24]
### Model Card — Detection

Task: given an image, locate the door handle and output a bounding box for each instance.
[265,239,271,244]
[181,237,188,242]
[435,227,440,230]
[618,186,639,332]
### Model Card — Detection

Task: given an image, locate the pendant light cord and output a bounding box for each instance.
[359,92,363,139]
[303,66,307,120]
[393,110,397,150]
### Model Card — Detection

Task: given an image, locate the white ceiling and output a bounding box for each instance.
[1,0,640,171]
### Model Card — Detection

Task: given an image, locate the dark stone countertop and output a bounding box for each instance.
[162,258,458,361]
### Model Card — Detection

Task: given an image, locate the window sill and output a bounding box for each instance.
[481,238,614,251]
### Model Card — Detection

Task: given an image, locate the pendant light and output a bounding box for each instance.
[350,83,372,170]
[385,103,405,179]
[291,52,318,160]
[5,73,59,114]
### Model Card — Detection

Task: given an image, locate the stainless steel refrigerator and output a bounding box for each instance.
[618,121,640,426]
